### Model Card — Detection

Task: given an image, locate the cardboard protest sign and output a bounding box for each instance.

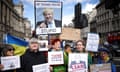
[68,53,88,72]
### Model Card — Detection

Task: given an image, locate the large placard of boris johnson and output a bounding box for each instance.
[35,1,62,35]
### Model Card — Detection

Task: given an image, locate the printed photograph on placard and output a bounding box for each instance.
[35,1,62,34]
[38,35,48,40]
[38,40,48,51]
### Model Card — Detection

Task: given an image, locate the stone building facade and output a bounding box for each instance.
[95,0,120,41]
[0,0,31,43]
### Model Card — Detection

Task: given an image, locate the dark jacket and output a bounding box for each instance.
[36,20,61,28]
[0,69,17,72]
[19,49,47,72]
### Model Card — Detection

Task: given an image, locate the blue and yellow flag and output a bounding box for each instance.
[4,34,28,56]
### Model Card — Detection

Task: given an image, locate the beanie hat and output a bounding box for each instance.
[98,47,110,54]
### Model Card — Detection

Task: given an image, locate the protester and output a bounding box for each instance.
[19,38,47,72]
[103,41,116,57]
[63,44,72,72]
[0,44,19,72]
[73,40,86,52]
[49,39,65,72]
[73,40,92,68]
[97,48,116,72]
[48,39,62,51]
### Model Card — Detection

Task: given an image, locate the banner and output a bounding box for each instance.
[86,33,99,52]
[3,34,28,56]
[90,63,111,72]
[35,1,62,34]
[68,53,88,72]
[48,51,64,65]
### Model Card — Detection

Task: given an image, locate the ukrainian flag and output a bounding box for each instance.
[3,34,28,56]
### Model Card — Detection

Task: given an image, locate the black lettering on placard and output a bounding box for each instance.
[41,29,47,33]
[48,29,56,33]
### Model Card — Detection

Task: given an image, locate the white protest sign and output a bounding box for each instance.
[48,51,64,65]
[68,53,88,72]
[90,63,112,72]
[1,56,20,71]
[36,28,61,34]
[35,1,62,34]
[32,63,50,72]
[86,33,99,52]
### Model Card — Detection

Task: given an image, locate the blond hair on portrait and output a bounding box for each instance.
[43,8,54,15]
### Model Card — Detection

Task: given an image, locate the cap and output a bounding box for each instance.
[98,47,110,54]
[29,38,38,44]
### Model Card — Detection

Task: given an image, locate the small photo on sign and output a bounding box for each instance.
[38,35,48,40]
[40,42,46,48]
[38,40,48,51]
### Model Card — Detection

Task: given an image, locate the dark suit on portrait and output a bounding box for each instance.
[36,20,61,28]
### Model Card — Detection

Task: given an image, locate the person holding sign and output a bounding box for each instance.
[37,8,61,28]
[73,40,93,70]
[20,38,47,72]
[97,48,116,72]
[48,39,62,51]
[48,39,65,72]
[0,44,20,72]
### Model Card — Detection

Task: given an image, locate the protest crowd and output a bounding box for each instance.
[0,34,117,72]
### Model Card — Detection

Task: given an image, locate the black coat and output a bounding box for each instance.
[36,20,61,28]
[19,49,47,72]
[0,69,16,72]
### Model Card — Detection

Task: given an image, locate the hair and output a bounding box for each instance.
[51,39,61,45]
[76,40,85,46]
[29,38,38,44]
[75,40,86,52]
[64,44,71,50]
[43,8,53,15]
[0,44,14,56]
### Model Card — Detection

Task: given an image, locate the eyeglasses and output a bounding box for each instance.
[8,48,15,51]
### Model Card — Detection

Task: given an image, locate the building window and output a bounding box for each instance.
[117,20,119,30]
[2,3,6,24]
[0,1,1,22]
[118,20,120,28]
[6,7,10,25]
[112,21,115,30]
